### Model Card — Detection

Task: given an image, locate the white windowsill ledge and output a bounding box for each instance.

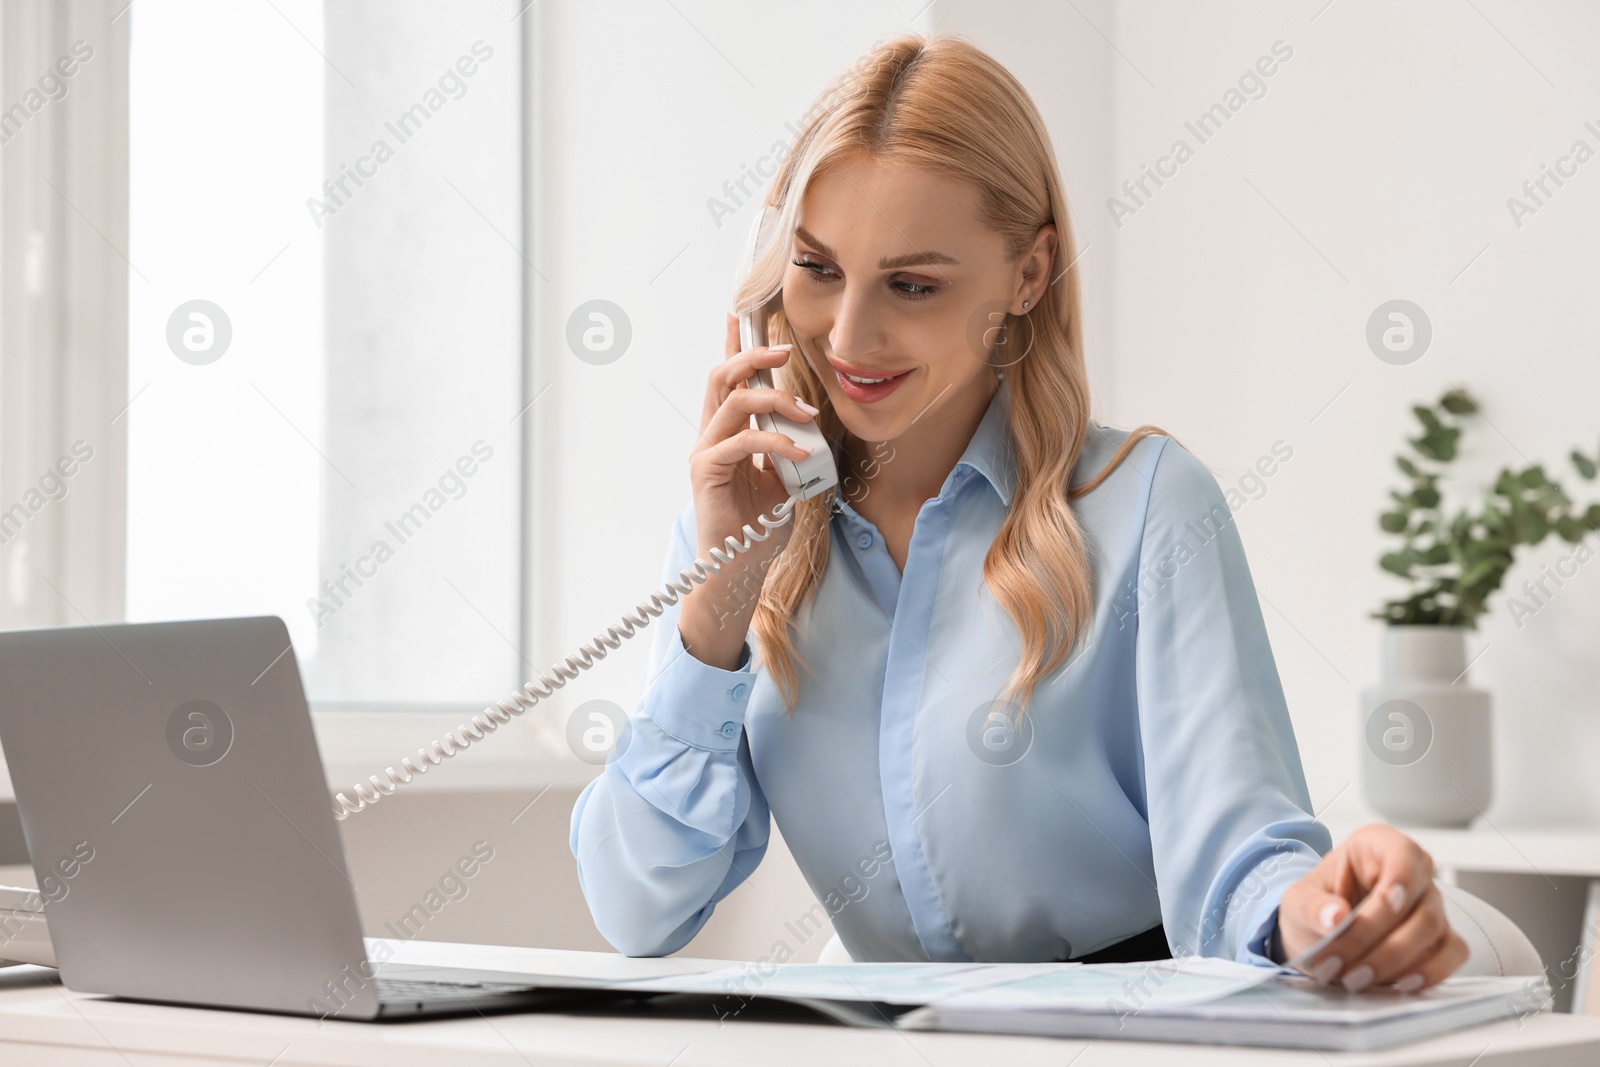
[0,710,602,803]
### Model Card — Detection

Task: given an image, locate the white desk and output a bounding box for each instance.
[1,940,1598,1066]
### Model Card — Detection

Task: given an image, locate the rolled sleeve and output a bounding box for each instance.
[1132,436,1331,966]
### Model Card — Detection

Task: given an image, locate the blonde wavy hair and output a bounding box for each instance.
[735,33,1171,712]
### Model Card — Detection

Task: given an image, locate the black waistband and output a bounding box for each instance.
[1068,923,1171,964]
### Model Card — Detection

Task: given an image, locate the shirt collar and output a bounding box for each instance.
[951,375,1016,507]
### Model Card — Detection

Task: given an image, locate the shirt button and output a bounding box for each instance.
[719,721,739,739]
[730,682,748,700]
[857,532,874,550]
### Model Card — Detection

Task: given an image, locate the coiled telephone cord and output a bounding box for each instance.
[331,493,802,819]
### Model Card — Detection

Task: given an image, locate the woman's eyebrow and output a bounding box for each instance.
[794,226,959,269]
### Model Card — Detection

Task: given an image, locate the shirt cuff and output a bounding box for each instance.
[1242,904,1289,969]
[637,625,755,752]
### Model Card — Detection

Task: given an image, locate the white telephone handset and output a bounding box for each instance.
[737,206,838,501]
[324,209,834,819]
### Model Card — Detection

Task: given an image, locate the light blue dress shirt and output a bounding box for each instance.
[570,378,1331,965]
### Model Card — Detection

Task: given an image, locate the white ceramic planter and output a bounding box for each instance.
[1360,625,1493,828]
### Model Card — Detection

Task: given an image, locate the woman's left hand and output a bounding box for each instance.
[1277,823,1469,993]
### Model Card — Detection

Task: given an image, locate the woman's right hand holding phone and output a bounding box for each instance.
[677,313,820,670]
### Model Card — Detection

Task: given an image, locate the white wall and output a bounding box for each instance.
[1090,0,1600,827]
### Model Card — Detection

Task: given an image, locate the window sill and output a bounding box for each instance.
[0,709,601,803]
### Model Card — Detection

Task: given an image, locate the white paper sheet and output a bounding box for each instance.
[921,956,1280,1013]
[608,961,1083,1005]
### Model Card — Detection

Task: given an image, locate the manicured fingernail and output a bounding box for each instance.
[1395,973,1424,994]
[1311,955,1342,983]
[770,343,793,351]
[795,397,819,416]
[793,444,813,456]
[1318,901,1342,931]
[1386,883,1408,913]
[1341,964,1374,993]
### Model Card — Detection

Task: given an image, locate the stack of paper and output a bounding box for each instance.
[894,959,1552,1051]
[591,956,1550,1050]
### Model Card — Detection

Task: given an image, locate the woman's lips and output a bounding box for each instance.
[830,362,914,404]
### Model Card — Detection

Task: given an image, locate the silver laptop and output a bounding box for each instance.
[0,616,611,1020]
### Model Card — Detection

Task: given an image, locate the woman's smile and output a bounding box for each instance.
[826,355,916,404]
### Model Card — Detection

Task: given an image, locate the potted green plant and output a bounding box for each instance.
[1364,387,1600,826]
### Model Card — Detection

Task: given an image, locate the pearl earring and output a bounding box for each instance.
[1022,300,1030,310]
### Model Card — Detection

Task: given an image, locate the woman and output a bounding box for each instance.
[571,33,1467,994]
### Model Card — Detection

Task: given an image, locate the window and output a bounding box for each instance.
[124,0,524,709]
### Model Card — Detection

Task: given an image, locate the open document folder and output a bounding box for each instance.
[533,956,1550,1052]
